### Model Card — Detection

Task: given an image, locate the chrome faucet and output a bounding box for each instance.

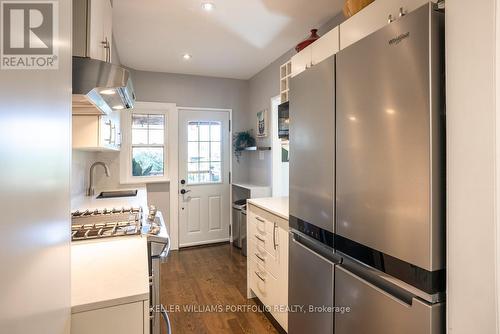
[87,162,111,196]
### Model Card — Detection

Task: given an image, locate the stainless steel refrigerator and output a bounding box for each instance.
[288,55,340,334]
[335,3,445,333]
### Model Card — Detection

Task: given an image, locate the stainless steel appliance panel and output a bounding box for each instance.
[335,4,445,271]
[289,56,335,233]
[335,265,444,334]
[288,232,335,334]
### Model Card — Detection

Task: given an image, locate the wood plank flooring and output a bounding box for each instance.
[160,243,279,334]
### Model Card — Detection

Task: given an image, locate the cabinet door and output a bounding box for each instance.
[71,301,145,334]
[339,0,429,50]
[291,45,312,77]
[311,27,339,65]
[103,0,113,62]
[89,0,105,61]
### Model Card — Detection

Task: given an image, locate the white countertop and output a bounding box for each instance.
[232,183,271,191]
[71,187,148,212]
[71,236,149,313]
[247,197,289,220]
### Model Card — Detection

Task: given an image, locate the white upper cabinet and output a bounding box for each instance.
[311,27,340,66]
[291,44,312,77]
[339,0,430,50]
[89,0,113,62]
[74,0,113,62]
[291,26,340,77]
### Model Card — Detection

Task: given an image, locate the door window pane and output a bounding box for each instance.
[199,123,210,141]
[188,124,199,141]
[186,121,223,184]
[188,142,199,163]
[199,142,210,162]
[210,162,221,182]
[210,123,221,142]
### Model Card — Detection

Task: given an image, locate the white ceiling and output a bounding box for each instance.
[113,0,344,79]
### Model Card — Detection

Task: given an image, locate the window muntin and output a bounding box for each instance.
[187,121,222,184]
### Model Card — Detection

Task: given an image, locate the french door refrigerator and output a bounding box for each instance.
[335,3,445,334]
[288,55,340,334]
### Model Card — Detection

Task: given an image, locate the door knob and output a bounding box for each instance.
[180,179,186,185]
[180,189,191,195]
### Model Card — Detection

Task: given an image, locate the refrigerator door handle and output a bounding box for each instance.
[291,230,341,265]
[338,258,417,306]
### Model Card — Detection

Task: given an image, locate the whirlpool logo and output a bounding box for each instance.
[388,32,410,46]
[1,1,58,69]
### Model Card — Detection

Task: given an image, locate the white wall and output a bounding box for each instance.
[446,1,499,333]
[0,0,72,333]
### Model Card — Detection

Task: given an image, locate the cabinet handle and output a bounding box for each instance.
[273,222,278,250]
[255,234,265,242]
[388,14,394,23]
[104,120,112,143]
[111,125,116,145]
[398,7,406,17]
[101,37,110,63]
[255,271,266,282]
[256,217,265,223]
[255,253,266,262]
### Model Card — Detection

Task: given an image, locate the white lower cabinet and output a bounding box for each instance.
[71,301,149,334]
[247,204,289,332]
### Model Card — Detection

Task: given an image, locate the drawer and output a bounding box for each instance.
[248,239,280,279]
[248,258,271,304]
[247,208,281,257]
[248,258,288,331]
[335,266,444,334]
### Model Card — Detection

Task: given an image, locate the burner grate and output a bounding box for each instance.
[71,207,142,241]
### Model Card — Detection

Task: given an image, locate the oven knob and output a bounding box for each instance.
[148,205,157,221]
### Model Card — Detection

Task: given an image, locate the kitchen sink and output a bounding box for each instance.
[96,190,138,199]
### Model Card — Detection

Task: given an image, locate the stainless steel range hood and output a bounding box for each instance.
[72,56,135,115]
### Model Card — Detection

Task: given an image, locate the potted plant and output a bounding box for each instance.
[233,130,256,162]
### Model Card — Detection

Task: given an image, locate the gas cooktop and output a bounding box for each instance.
[71,207,143,241]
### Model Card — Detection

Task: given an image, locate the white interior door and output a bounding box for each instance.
[178,109,231,247]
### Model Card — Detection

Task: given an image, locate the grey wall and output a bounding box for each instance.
[245,14,345,186]
[129,69,251,182]
[77,70,250,231]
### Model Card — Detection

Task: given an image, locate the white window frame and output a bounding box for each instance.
[120,102,177,184]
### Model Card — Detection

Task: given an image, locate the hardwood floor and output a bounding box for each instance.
[160,243,280,334]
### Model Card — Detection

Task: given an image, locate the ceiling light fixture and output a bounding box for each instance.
[182,53,192,60]
[112,105,124,110]
[201,2,215,11]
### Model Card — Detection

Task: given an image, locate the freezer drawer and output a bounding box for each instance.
[288,231,338,334]
[335,265,444,334]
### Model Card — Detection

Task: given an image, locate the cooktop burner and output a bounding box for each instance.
[71,207,143,241]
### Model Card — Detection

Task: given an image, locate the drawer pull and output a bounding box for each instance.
[255,234,265,242]
[256,217,265,223]
[273,222,277,250]
[255,253,266,262]
[255,271,266,282]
